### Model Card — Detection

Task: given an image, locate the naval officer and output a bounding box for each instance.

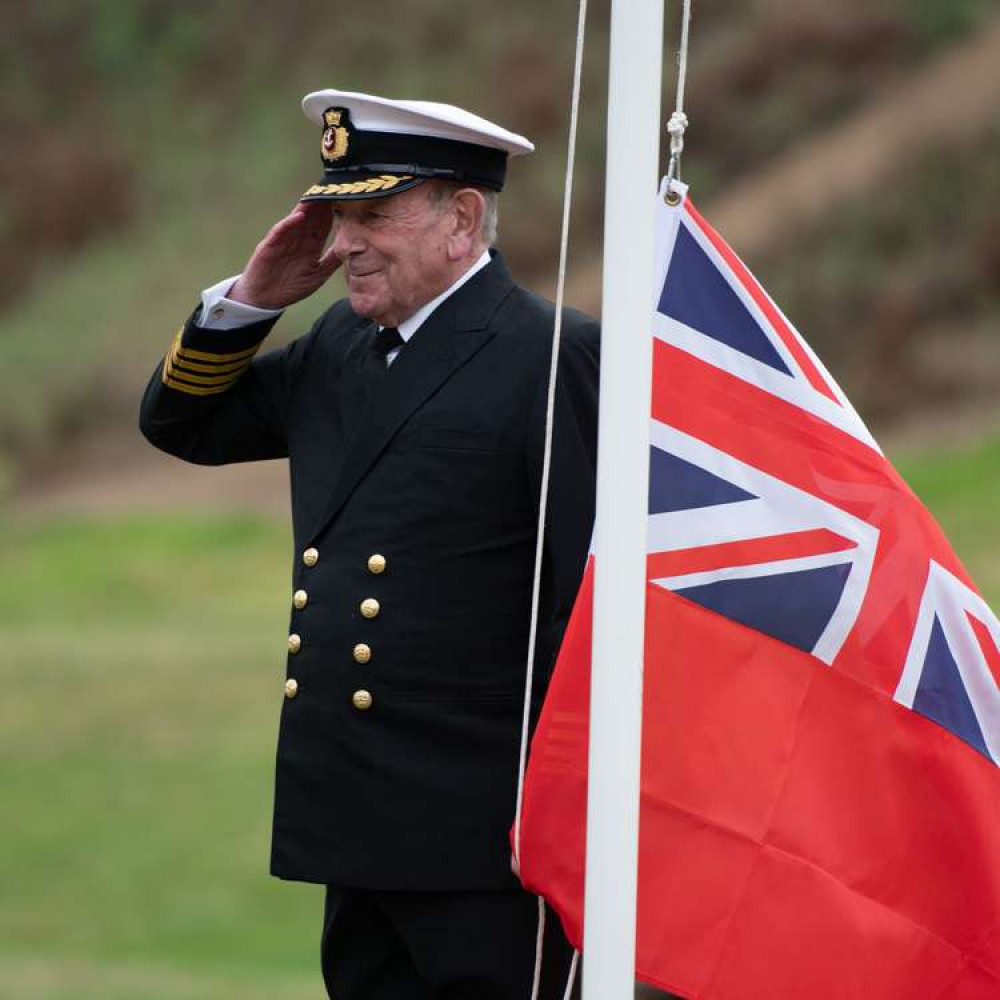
[140,89,599,999]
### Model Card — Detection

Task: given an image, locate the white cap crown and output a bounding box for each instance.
[301,89,534,157]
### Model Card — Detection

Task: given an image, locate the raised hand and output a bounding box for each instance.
[228,200,341,310]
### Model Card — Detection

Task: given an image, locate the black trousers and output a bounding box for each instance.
[322,886,580,1000]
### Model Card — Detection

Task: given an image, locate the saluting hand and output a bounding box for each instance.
[228,200,341,310]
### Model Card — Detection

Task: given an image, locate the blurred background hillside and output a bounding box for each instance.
[2,2,1000,998]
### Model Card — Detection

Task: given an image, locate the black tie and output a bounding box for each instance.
[360,326,403,407]
[372,326,404,366]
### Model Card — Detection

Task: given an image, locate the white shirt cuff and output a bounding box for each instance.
[199,275,284,330]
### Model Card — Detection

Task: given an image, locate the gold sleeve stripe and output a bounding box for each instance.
[162,361,244,390]
[170,354,253,375]
[165,345,251,381]
[168,328,262,364]
[162,375,234,396]
[176,343,261,363]
[165,363,251,386]
[165,336,255,379]
[160,326,263,395]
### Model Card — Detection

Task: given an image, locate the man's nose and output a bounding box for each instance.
[331,217,364,257]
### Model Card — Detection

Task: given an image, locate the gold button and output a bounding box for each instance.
[360,598,380,619]
[288,633,302,654]
[284,678,299,699]
[303,547,319,567]
[352,689,373,711]
[293,589,308,610]
[367,553,387,575]
[353,643,372,664]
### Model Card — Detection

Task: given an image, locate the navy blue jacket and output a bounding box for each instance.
[140,252,599,890]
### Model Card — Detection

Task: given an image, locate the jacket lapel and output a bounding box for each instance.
[305,252,516,543]
[337,319,378,441]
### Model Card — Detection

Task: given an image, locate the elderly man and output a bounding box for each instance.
[140,90,599,999]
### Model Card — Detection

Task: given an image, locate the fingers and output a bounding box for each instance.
[300,200,334,249]
[237,199,338,307]
[297,198,333,225]
[253,212,305,259]
[275,202,332,251]
[317,240,342,276]
[267,208,310,241]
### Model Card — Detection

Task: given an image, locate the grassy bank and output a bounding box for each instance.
[0,516,323,999]
[894,433,1000,597]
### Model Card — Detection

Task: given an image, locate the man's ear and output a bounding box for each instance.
[446,187,486,260]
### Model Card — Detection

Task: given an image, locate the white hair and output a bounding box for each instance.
[427,180,499,247]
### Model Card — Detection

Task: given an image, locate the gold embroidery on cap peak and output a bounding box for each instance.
[303,175,414,198]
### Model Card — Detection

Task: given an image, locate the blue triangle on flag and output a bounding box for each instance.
[913,617,991,761]
[658,225,792,375]
[649,446,757,514]
[672,562,851,653]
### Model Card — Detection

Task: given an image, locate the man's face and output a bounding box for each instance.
[329,184,457,327]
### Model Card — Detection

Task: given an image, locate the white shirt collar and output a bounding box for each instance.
[393,250,492,342]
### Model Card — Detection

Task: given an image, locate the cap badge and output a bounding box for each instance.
[321,107,350,163]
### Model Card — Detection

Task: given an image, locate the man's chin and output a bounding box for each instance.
[347,291,385,323]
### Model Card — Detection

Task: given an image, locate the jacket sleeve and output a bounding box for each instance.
[138,305,308,465]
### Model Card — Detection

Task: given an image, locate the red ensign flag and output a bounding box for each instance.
[517,185,1000,999]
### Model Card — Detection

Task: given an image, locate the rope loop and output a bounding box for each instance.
[666,110,688,186]
[667,110,688,151]
[666,0,693,197]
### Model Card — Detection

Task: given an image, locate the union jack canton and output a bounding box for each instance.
[650,182,1000,763]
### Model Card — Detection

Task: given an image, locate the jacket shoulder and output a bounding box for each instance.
[503,285,600,358]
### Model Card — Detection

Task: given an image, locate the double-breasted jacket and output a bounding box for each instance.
[140,252,600,890]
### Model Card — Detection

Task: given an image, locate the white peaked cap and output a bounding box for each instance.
[302,90,535,157]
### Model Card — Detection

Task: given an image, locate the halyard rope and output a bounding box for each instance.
[516,4,588,995]
[531,896,547,999]
[666,0,693,194]
[563,948,580,999]
[513,0,589,869]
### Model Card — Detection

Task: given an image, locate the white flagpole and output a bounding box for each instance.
[583,0,664,996]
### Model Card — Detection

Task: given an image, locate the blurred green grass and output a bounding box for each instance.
[2,435,999,998]
[0,515,324,999]
[894,433,1000,599]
